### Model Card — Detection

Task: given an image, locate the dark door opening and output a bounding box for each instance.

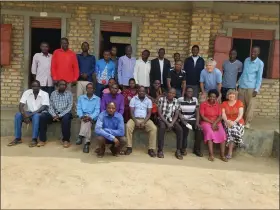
[29,28,61,87]
[232,38,270,78]
[232,38,251,64]
[99,31,131,58]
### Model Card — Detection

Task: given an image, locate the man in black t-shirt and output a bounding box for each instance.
[167,60,186,98]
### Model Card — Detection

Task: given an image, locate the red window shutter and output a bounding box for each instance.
[213,36,232,71]
[1,24,12,66]
[251,30,274,40]
[232,29,252,39]
[31,17,61,29]
[271,40,279,79]
[100,21,132,33]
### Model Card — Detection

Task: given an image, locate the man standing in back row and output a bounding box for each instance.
[51,37,79,90]
[184,45,205,98]
[76,42,96,98]
[238,46,263,129]
[150,48,171,92]
[118,45,136,88]
[221,49,243,101]
[31,42,54,97]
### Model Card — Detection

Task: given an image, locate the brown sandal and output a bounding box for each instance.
[7,139,22,146]
[63,141,70,148]
[220,156,228,162]
[208,156,215,161]
[37,141,46,147]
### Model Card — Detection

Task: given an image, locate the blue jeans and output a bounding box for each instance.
[14,112,40,139]
[95,83,106,98]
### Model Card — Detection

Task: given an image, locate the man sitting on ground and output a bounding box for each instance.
[125,86,157,157]
[95,102,127,158]
[76,83,100,153]
[39,80,73,148]
[8,80,49,147]
[101,84,124,115]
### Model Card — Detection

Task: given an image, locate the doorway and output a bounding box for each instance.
[99,20,132,59]
[99,31,131,58]
[29,17,61,87]
[232,38,271,78]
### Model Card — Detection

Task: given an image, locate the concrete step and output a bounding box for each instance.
[1,115,278,157]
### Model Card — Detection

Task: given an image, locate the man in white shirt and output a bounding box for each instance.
[31,42,53,97]
[134,50,151,89]
[7,80,49,147]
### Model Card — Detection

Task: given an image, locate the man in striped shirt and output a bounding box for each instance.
[178,86,203,157]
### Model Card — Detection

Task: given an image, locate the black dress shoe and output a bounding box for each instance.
[125,147,132,155]
[76,136,83,145]
[83,144,90,153]
[193,150,203,157]
[175,150,183,160]
[180,148,187,156]
[148,149,156,158]
[157,150,164,158]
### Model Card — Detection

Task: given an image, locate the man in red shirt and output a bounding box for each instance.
[51,37,79,89]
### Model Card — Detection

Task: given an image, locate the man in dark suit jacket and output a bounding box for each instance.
[183,45,205,98]
[150,48,171,91]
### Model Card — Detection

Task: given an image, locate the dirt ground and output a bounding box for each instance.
[1,136,279,209]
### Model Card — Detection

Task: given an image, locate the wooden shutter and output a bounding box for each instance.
[270,40,279,79]
[213,36,232,71]
[100,21,132,33]
[233,28,274,40]
[1,24,12,66]
[31,17,61,29]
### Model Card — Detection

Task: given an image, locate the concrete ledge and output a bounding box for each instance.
[1,114,278,157]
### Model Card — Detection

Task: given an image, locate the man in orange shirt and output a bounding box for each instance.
[51,37,79,89]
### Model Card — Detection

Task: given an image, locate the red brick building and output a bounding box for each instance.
[1,1,279,118]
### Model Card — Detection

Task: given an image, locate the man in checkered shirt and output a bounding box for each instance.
[39,80,73,148]
[157,88,184,160]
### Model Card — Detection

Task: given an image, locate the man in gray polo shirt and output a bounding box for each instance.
[200,58,222,102]
[221,49,243,101]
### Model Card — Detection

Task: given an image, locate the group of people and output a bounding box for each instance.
[8,37,264,162]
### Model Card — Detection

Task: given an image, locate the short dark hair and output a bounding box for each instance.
[208,89,219,97]
[60,37,69,43]
[129,78,136,83]
[142,49,150,55]
[168,88,176,93]
[186,86,194,91]
[86,82,93,89]
[158,48,165,53]
[138,85,146,92]
[31,80,41,86]
[230,48,237,53]
[103,50,111,54]
[174,52,180,56]
[40,42,49,46]
[111,46,117,50]
[109,78,116,82]
[81,42,89,46]
[107,101,116,108]
[125,45,132,50]
[192,45,199,50]
[58,79,67,85]
[252,46,261,51]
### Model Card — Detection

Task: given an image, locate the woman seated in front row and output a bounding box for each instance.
[221,89,246,160]
[199,89,227,162]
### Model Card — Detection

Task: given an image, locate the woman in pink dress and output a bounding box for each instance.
[122,78,137,123]
[199,89,227,162]
[102,78,121,95]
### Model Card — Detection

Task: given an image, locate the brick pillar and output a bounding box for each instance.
[188,2,213,60]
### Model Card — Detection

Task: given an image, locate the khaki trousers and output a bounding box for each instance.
[238,88,256,124]
[76,81,90,99]
[79,121,92,143]
[126,119,157,150]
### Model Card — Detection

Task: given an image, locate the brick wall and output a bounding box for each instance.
[0,1,279,118]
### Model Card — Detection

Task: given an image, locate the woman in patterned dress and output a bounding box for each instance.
[122,78,137,123]
[221,89,245,160]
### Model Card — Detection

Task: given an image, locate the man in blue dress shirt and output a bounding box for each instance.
[76,42,96,98]
[76,83,100,153]
[95,50,115,98]
[238,46,264,129]
[95,102,127,157]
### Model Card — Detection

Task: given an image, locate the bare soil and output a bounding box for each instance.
[1,136,279,209]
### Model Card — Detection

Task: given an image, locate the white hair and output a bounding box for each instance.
[206,58,217,67]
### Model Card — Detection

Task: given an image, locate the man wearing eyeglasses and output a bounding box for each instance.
[39,80,73,148]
